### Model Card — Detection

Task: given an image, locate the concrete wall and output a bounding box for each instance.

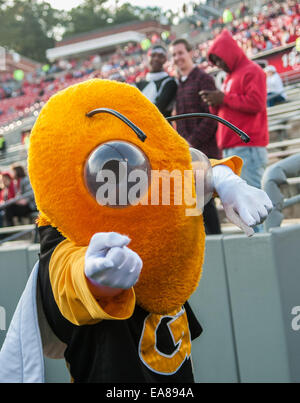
[0,244,70,383]
[1,226,300,383]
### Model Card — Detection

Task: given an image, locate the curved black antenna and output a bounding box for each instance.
[86,108,147,142]
[167,113,250,143]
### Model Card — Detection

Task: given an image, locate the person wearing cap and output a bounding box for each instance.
[135,45,177,118]
[199,30,269,232]
[265,65,286,107]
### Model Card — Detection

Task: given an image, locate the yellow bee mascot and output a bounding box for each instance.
[0,79,272,383]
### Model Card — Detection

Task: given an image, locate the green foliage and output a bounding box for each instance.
[0,0,172,62]
[0,0,60,62]
[61,1,169,38]
[62,0,110,37]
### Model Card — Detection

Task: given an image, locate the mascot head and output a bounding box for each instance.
[28,79,211,314]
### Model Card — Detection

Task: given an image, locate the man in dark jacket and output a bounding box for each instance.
[170,38,221,234]
[136,45,177,118]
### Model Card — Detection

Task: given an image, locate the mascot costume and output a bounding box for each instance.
[0,79,272,383]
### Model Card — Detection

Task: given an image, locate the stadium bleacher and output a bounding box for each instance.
[0,0,298,128]
[267,84,300,160]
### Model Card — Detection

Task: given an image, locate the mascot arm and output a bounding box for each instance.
[210,158,273,234]
[46,234,136,326]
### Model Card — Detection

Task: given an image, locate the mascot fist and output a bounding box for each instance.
[85,232,143,293]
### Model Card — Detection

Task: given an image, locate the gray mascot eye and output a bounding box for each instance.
[84,141,151,208]
[189,147,214,208]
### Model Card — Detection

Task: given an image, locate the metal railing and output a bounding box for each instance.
[0,227,36,245]
[0,190,38,244]
[262,154,300,230]
[0,191,34,210]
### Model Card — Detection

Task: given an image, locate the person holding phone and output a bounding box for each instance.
[200,30,269,232]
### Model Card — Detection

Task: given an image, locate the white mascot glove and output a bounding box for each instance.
[213,165,273,236]
[85,232,143,290]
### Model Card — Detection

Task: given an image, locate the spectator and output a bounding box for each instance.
[21,129,31,151]
[239,2,249,18]
[263,34,273,50]
[0,134,6,157]
[265,65,286,107]
[280,26,290,45]
[135,45,177,118]
[1,3,299,127]
[223,8,234,24]
[0,172,16,226]
[0,166,36,226]
[0,175,4,227]
[108,72,126,82]
[201,30,269,232]
[170,38,222,235]
[10,163,37,218]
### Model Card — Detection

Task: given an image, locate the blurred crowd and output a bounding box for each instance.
[195,0,300,70]
[0,41,157,125]
[0,163,36,227]
[0,0,299,127]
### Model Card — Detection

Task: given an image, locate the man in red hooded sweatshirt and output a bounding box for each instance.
[200,30,269,233]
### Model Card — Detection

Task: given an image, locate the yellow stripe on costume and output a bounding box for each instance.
[49,239,136,326]
[210,156,243,176]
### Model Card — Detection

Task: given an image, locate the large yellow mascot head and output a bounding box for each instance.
[28,79,206,314]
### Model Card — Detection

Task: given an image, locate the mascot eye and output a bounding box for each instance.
[189,147,214,207]
[84,141,151,208]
